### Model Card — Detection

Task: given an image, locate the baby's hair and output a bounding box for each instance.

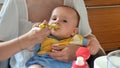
[55,5,80,27]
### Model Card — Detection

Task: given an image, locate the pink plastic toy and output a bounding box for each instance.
[72,47,90,68]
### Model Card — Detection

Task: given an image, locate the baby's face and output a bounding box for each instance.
[49,7,79,39]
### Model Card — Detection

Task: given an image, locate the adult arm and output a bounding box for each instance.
[48,34,101,62]
[0,24,50,61]
[85,34,101,55]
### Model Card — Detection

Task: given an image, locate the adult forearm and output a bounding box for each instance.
[0,24,50,61]
[0,38,21,61]
[0,33,36,61]
[85,34,101,55]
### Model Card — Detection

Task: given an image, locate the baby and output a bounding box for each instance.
[26,6,89,68]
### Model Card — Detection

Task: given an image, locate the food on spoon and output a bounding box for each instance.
[39,23,46,29]
[49,24,59,29]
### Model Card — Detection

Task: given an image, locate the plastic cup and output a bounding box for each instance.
[107,50,120,68]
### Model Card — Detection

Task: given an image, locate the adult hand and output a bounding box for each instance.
[86,34,101,55]
[19,22,50,50]
[0,22,50,61]
[48,34,102,62]
[48,44,80,62]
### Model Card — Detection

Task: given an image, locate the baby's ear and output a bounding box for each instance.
[71,28,78,36]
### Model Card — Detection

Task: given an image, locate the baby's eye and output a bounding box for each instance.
[62,20,67,23]
[52,18,57,20]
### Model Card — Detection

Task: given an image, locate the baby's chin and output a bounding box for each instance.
[51,32,69,39]
[51,31,61,36]
[51,30,58,35]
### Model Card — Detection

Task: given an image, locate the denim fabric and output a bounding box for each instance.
[0,59,9,68]
[26,54,72,68]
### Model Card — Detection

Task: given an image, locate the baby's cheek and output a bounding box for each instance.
[64,31,72,37]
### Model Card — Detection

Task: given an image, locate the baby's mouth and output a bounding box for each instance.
[49,24,59,29]
[39,23,59,29]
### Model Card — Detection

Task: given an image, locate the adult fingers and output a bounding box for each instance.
[48,51,67,62]
[51,45,67,51]
[87,38,100,55]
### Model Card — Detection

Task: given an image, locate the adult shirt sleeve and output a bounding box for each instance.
[0,0,19,41]
[73,0,92,37]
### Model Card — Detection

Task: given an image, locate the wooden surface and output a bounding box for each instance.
[87,7,120,51]
[85,0,120,51]
[85,0,120,6]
